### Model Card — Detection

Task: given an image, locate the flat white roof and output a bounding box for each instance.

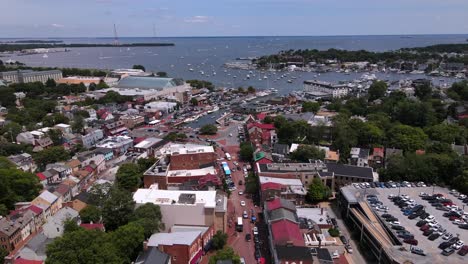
[167,166,216,177]
[259,176,304,186]
[133,187,217,208]
[158,143,214,156]
[148,231,200,246]
[134,137,163,149]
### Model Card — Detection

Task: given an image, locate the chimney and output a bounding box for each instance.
[143,241,148,251]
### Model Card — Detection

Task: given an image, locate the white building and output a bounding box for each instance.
[144,101,178,113]
[81,129,104,149]
[133,185,218,231]
[304,80,349,98]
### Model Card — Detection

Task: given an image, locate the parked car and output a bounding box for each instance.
[423,229,434,236]
[404,238,418,245]
[428,233,441,241]
[442,233,453,240]
[345,244,353,253]
[459,224,468,229]
[452,241,464,250]
[416,220,427,227]
[420,225,430,231]
[408,214,419,220]
[439,242,453,250]
[245,233,251,241]
[458,245,468,256]
[392,225,405,230]
[410,246,426,256]
[442,247,455,256]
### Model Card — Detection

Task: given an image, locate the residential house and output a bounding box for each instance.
[65,159,81,174]
[102,121,127,136]
[31,191,62,219]
[33,137,53,152]
[259,177,307,205]
[145,230,204,264]
[369,147,384,168]
[135,247,171,264]
[349,147,369,167]
[42,207,79,239]
[81,129,104,149]
[120,115,145,129]
[95,136,133,156]
[53,124,72,134]
[7,153,36,172]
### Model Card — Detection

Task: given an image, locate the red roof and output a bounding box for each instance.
[271,219,304,246]
[28,205,43,215]
[13,258,44,264]
[84,166,94,173]
[373,147,384,157]
[256,113,267,121]
[80,223,105,231]
[261,182,284,191]
[266,198,283,211]
[261,130,271,141]
[36,173,46,181]
[133,137,146,144]
[247,122,275,130]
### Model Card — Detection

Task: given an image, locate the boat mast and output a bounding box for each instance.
[113,23,120,46]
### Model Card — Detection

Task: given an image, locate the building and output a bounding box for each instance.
[369,147,384,168]
[7,153,36,172]
[146,231,203,264]
[41,207,79,239]
[120,115,145,129]
[102,121,127,136]
[133,185,226,232]
[259,176,306,205]
[31,191,62,219]
[247,122,277,147]
[57,76,103,86]
[0,218,23,252]
[135,247,171,264]
[349,147,369,167]
[157,143,217,170]
[133,137,164,156]
[240,102,271,113]
[109,68,153,79]
[303,80,349,99]
[53,124,72,134]
[144,101,178,114]
[81,129,104,149]
[0,70,62,84]
[326,163,377,189]
[95,136,133,156]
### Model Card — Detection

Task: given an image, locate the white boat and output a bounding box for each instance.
[200,71,204,75]
[246,74,250,79]
[207,106,220,113]
[287,79,292,83]
[42,54,48,58]
[189,68,194,71]
[263,75,268,79]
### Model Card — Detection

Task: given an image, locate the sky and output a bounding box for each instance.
[1,0,468,38]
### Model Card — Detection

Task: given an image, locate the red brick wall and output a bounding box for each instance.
[169,153,216,170]
[160,244,190,264]
[143,175,168,189]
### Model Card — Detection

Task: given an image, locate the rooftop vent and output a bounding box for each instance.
[178,193,196,204]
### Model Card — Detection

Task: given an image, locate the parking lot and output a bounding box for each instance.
[364,185,468,262]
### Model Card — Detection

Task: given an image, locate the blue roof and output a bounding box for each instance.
[116,76,180,90]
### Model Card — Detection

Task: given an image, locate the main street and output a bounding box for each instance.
[200,120,262,263]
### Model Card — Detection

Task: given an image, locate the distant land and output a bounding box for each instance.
[0,42,175,52]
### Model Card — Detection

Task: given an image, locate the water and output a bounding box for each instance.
[2,35,467,94]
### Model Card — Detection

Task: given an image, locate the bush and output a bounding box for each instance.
[200,124,218,135]
[328,228,340,237]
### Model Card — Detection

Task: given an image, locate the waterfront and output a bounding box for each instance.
[2,35,467,94]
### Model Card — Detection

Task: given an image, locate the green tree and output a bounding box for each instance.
[63,219,81,233]
[200,124,218,135]
[0,122,22,143]
[131,203,163,238]
[45,78,57,88]
[414,83,432,100]
[212,231,228,250]
[71,115,85,134]
[209,247,241,264]
[46,229,121,264]
[368,80,388,101]
[116,163,142,192]
[306,178,330,203]
[425,123,466,145]
[42,113,69,127]
[111,222,145,263]
[237,87,245,93]
[247,86,256,93]
[302,101,320,113]
[79,205,102,223]
[132,64,146,72]
[33,146,70,170]
[137,158,156,172]
[328,228,340,237]
[290,145,325,162]
[0,204,8,216]
[102,188,135,231]
[245,172,259,194]
[0,247,8,263]
[452,171,468,195]
[0,87,17,108]
[96,80,109,89]
[191,97,198,106]
[239,142,254,161]
[47,129,63,146]
[387,124,428,152]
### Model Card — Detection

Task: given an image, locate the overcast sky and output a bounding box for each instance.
[2,0,468,38]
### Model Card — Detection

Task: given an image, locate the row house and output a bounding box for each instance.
[7,153,36,172]
[81,129,104,149]
[31,191,62,220]
[102,120,127,136]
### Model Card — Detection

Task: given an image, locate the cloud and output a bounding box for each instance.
[51,23,65,28]
[184,16,209,23]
